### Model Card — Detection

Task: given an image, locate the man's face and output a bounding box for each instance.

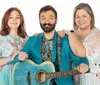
[39,10,57,33]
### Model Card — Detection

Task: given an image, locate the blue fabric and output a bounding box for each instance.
[0,34,28,85]
[14,31,89,85]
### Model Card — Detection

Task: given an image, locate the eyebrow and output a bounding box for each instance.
[41,15,54,18]
[9,14,20,16]
[49,15,54,17]
[76,13,88,16]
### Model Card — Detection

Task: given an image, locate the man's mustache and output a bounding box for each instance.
[43,23,52,26]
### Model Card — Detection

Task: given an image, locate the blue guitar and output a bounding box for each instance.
[12,59,83,85]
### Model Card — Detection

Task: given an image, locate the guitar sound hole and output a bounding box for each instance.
[36,70,46,84]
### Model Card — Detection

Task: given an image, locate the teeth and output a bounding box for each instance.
[11,23,17,24]
[45,25,50,27]
[79,22,85,25]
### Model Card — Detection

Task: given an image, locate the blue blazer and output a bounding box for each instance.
[14,31,89,85]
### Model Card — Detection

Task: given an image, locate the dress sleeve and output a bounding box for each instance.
[14,37,31,64]
[83,33,100,60]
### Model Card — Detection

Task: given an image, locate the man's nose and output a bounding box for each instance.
[45,19,49,24]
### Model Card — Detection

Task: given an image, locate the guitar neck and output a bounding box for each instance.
[46,69,89,79]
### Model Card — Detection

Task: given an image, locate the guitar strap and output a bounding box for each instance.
[69,57,75,84]
[56,33,75,84]
[56,33,62,71]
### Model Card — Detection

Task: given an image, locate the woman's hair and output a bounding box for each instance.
[0,7,27,38]
[73,3,95,30]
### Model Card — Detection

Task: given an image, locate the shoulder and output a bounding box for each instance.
[26,33,43,42]
[62,35,69,42]
[61,35,70,48]
[93,27,100,33]
[20,35,29,42]
[0,34,7,41]
[0,34,8,47]
[30,33,43,39]
[90,28,100,39]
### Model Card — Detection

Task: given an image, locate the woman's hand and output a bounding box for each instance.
[77,63,89,73]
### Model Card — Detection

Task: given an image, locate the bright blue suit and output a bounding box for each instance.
[14,31,89,85]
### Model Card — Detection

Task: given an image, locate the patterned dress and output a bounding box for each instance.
[75,28,100,85]
[0,34,28,85]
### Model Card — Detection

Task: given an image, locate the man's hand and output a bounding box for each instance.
[58,30,65,37]
[18,52,28,61]
[33,33,40,36]
[77,63,89,73]
[63,29,71,35]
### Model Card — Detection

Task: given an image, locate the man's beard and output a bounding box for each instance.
[40,23,56,33]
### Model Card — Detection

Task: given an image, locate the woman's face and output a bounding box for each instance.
[7,10,20,30]
[75,9,91,29]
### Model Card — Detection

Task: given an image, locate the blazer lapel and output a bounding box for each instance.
[52,31,57,62]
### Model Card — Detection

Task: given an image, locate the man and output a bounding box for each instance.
[14,5,89,85]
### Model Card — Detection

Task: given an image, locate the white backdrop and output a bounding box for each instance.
[0,0,100,35]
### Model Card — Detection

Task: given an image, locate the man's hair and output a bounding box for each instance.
[39,5,57,19]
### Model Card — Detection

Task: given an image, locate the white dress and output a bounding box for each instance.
[80,28,100,85]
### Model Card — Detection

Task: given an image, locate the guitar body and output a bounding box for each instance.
[12,59,55,85]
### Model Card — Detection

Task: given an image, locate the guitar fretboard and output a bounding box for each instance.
[46,70,82,79]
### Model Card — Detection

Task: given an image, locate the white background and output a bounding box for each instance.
[0,0,100,36]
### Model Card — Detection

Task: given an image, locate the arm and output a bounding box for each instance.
[70,50,89,67]
[0,35,7,66]
[0,50,19,66]
[63,35,88,66]
[0,57,10,66]
[64,30,86,57]
[14,38,31,64]
[69,42,89,73]
[70,51,89,73]
[0,35,13,66]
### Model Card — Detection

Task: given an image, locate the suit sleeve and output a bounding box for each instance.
[69,48,89,67]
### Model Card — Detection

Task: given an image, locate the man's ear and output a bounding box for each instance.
[55,18,58,24]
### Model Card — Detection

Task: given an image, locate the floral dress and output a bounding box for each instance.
[0,34,28,85]
[75,28,100,85]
